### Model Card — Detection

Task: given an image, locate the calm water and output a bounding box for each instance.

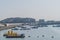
[0,26,60,40]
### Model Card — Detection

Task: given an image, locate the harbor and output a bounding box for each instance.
[0,25,60,40]
[0,0,60,40]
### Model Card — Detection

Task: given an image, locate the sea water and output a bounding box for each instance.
[0,26,60,40]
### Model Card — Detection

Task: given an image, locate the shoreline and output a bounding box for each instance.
[0,26,16,31]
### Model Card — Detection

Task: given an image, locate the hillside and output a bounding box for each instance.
[0,17,35,23]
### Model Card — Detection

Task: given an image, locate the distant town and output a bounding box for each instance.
[0,17,60,31]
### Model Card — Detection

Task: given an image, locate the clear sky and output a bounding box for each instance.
[0,0,60,21]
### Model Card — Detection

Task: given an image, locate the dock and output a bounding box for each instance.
[0,26,16,31]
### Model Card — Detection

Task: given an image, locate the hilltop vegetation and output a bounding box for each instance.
[0,17,36,23]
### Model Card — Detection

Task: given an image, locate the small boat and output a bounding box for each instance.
[21,27,26,29]
[11,28,19,30]
[3,30,25,38]
[31,26,38,29]
[20,28,30,30]
[53,25,60,27]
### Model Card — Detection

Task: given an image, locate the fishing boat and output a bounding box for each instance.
[3,30,25,38]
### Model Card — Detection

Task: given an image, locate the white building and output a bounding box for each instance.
[6,23,24,27]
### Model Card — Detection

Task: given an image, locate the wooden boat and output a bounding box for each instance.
[3,30,25,38]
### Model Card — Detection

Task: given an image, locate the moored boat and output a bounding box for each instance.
[3,30,25,38]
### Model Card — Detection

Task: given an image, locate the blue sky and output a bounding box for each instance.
[0,0,60,20]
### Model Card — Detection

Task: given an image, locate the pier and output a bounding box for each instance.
[0,26,16,31]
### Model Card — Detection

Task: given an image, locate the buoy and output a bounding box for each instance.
[51,36,54,38]
[28,36,30,37]
[42,35,44,37]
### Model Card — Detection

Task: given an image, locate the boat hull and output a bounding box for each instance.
[3,34,25,38]
[6,36,25,38]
